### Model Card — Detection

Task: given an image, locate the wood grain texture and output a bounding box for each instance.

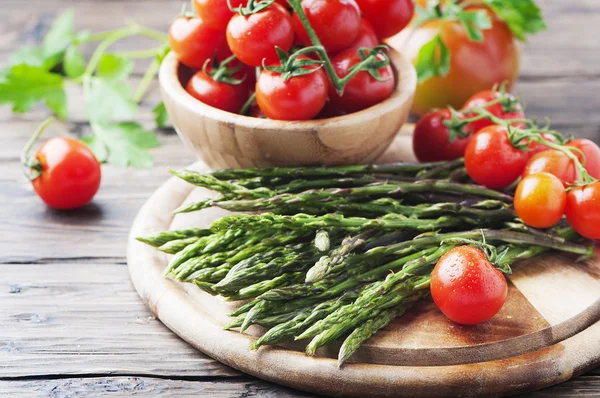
[2,0,600,396]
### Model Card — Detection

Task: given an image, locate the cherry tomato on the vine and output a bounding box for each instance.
[566,182,600,240]
[514,172,566,229]
[32,137,101,210]
[226,3,294,67]
[186,69,250,114]
[169,17,231,69]
[566,138,600,180]
[355,0,414,39]
[462,90,525,135]
[256,58,328,120]
[344,19,379,54]
[412,109,471,162]
[292,0,361,54]
[522,150,579,187]
[193,0,245,30]
[525,133,556,159]
[464,125,529,189]
[431,246,507,325]
[328,49,395,113]
[389,6,519,115]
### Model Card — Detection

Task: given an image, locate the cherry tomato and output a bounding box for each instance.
[462,90,525,135]
[186,69,250,114]
[256,59,328,120]
[522,150,579,187]
[566,138,600,180]
[316,100,346,119]
[328,49,395,113]
[344,19,379,54]
[566,182,600,240]
[464,125,529,189]
[355,0,414,39]
[169,17,231,69]
[525,133,556,159]
[227,3,294,67]
[431,246,507,325]
[31,137,101,210]
[292,0,361,54]
[388,6,519,115]
[193,0,245,30]
[250,105,267,118]
[413,109,471,162]
[514,172,566,229]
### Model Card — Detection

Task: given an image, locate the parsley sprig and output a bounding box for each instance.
[413,0,546,83]
[0,10,170,167]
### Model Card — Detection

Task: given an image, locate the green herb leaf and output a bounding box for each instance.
[414,34,450,83]
[484,0,546,41]
[89,121,159,168]
[455,8,492,42]
[43,9,76,58]
[153,102,169,128]
[84,77,138,122]
[10,46,62,70]
[63,46,86,78]
[81,134,109,163]
[0,64,67,119]
[97,54,134,81]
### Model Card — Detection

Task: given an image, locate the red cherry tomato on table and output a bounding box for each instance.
[412,109,471,162]
[31,137,101,210]
[186,69,250,114]
[193,0,245,29]
[355,0,414,39]
[256,59,328,120]
[461,90,525,135]
[464,125,529,189]
[328,49,395,113]
[514,172,566,229]
[431,246,507,325]
[169,17,231,69]
[566,138,600,180]
[292,0,361,54]
[566,182,600,240]
[522,150,579,187]
[226,3,294,67]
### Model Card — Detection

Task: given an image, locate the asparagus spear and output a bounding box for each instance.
[226,272,306,301]
[157,237,200,254]
[136,228,212,247]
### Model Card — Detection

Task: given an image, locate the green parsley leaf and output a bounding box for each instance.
[456,8,492,42]
[0,64,67,119]
[84,77,138,122]
[484,0,546,41]
[89,122,159,168]
[43,10,76,58]
[153,102,169,128]
[81,134,109,163]
[97,54,134,81]
[63,46,86,79]
[414,34,450,83]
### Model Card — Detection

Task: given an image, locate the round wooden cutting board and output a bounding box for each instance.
[128,130,600,397]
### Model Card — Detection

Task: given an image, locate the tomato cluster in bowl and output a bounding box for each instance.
[168,0,415,121]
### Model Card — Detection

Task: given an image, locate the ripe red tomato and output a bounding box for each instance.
[292,0,361,54]
[328,49,395,113]
[186,69,250,114]
[525,133,556,158]
[413,109,471,162]
[256,60,328,120]
[431,246,507,325]
[169,17,231,69]
[389,6,519,115]
[566,182,600,240]
[193,0,245,29]
[514,172,566,229]
[461,90,525,135]
[344,19,379,54]
[226,3,294,67]
[464,125,529,189]
[566,138,600,180]
[355,0,414,39]
[31,137,101,210]
[522,150,579,187]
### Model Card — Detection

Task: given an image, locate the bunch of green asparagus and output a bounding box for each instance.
[138,159,594,367]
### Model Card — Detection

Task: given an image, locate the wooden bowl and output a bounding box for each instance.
[159,50,417,168]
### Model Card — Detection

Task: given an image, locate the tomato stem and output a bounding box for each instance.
[240,92,257,115]
[20,117,56,181]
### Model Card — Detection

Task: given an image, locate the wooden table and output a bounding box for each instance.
[1,0,599,396]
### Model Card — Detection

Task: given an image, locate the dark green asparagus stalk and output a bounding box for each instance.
[226,272,306,301]
[170,169,275,198]
[157,237,200,254]
[173,198,220,214]
[136,228,212,247]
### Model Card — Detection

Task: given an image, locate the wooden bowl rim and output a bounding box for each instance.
[159,48,417,131]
